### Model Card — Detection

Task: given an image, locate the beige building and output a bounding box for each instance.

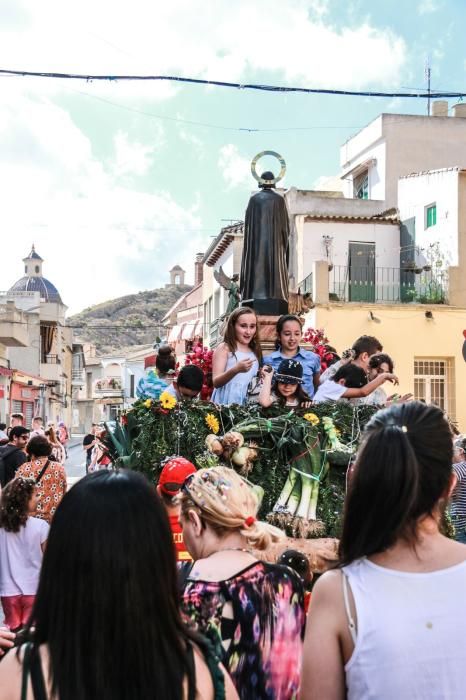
[163,254,205,356]
[304,262,466,430]
[1,247,74,427]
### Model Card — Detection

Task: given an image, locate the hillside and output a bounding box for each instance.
[67,285,191,354]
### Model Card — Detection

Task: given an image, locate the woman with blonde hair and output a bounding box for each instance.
[180,466,305,700]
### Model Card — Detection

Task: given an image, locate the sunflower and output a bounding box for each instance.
[205,413,220,434]
[143,399,152,409]
[303,412,320,426]
[159,391,177,410]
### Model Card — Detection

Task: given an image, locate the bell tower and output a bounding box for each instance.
[23,244,44,277]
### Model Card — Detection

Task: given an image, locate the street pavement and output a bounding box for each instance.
[65,434,87,487]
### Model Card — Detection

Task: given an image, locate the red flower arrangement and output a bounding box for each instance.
[302,327,337,372]
[185,343,214,400]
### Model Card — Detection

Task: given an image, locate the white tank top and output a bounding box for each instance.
[342,557,466,700]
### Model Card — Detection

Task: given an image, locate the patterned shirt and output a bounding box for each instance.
[182,561,305,700]
[16,459,67,524]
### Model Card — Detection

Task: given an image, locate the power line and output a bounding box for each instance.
[2,67,466,99]
[76,89,361,132]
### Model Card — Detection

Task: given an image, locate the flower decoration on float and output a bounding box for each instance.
[303,412,320,426]
[143,399,152,409]
[159,391,177,410]
[205,413,220,434]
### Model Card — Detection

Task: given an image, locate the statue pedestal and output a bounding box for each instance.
[257,315,280,354]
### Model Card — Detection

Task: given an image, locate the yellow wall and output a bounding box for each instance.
[306,302,466,430]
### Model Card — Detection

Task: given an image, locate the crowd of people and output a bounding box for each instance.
[0,309,466,698]
[141,308,406,411]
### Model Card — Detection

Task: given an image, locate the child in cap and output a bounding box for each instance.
[156,457,197,563]
[259,358,312,409]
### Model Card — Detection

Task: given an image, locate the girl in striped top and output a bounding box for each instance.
[451,436,466,544]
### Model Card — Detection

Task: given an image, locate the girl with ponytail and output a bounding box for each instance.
[301,402,466,700]
[179,466,305,699]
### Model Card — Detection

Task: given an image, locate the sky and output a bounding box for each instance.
[1,0,465,314]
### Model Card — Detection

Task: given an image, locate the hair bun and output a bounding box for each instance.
[157,345,173,357]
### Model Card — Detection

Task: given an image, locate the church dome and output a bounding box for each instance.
[9,275,62,303]
[8,245,63,304]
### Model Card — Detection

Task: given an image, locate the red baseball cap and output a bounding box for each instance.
[158,457,196,495]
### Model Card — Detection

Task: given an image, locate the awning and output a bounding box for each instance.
[340,157,377,179]
[96,397,124,405]
[193,319,204,338]
[168,325,183,342]
[144,354,157,369]
[182,322,196,341]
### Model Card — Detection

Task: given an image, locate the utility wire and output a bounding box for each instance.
[2,68,466,99]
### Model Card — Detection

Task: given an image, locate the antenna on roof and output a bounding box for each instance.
[424,56,432,116]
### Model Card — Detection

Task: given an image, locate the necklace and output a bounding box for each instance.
[204,547,255,557]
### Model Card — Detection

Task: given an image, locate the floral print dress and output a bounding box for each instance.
[182,561,305,700]
[16,459,67,523]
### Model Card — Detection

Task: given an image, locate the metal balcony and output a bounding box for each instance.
[329,265,448,304]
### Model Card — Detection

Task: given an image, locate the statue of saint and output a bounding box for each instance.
[240,169,290,315]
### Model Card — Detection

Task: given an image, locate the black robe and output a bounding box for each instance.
[240,188,290,314]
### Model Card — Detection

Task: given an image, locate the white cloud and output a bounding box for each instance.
[0,0,407,97]
[0,0,411,317]
[178,128,204,158]
[418,0,442,13]
[0,91,203,313]
[112,130,160,177]
[218,145,251,189]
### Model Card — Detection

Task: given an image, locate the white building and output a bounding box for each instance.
[340,104,466,208]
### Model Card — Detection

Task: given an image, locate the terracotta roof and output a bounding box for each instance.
[400,167,466,179]
[204,222,243,267]
[304,208,399,224]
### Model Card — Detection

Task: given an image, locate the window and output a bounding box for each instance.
[35,265,40,273]
[353,171,369,199]
[413,358,455,418]
[425,203,437,229]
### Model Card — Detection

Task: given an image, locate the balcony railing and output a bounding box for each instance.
[94,379,123,396]
[329,265,448,304]
[297,272,313,295]
[41,354,61,364]
[209,317,223,349]
[71,368,84,386]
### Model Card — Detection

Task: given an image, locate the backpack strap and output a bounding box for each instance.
[185,643,197,700]
[21,643,32,700]
[35,460,50,485]
[29,645,47,700]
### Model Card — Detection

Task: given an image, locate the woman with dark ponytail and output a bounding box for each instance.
[155,345,177,385]
[301,402,466,700]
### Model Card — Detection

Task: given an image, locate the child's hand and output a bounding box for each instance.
[0,627,15,656]
[260,366,273,381]
[236,358,255,374]
[381,372,399,385]
[302,401,312,409]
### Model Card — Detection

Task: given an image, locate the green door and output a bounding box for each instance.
[348,242,376,302]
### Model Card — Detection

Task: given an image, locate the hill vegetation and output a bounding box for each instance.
[67,285,191,354]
